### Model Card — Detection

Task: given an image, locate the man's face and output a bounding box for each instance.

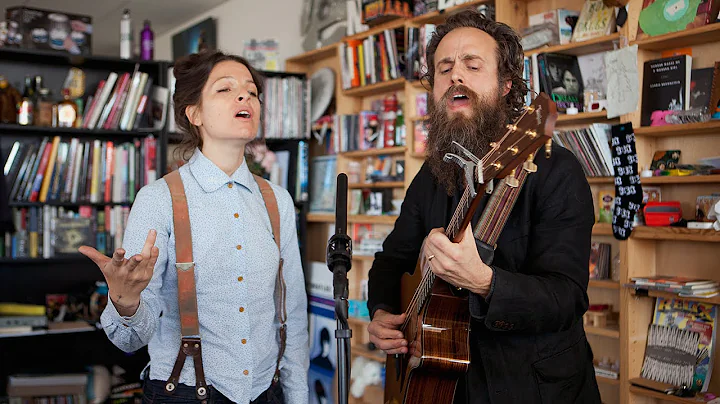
[432,27,507,119]
[425,26,511,195]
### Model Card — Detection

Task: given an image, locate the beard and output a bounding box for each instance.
[425,84,508,196]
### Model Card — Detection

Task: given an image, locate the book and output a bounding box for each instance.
[641,55,692,127]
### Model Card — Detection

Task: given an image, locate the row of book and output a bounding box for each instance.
[261,75,310,140]
[552,123,614,177]
[5,136,158,204]
[81,67,165,132]
[4,204,129,260]
[323,111,407,154]
[589,242,612,280]
[629,276,720,299]
[7,373,88,404]
[340,27,405,89]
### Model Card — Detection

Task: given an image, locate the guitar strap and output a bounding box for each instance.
[162,170,287,402]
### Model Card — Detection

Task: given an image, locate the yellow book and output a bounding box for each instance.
[39,136,61,202]
[0,303,46,316]
[90,140,102,203]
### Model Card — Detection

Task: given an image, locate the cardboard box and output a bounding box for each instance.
[5,6,92,55]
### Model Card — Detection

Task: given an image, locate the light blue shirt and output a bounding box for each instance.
[100,148,309,404]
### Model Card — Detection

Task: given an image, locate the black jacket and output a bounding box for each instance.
[367,144,602,404]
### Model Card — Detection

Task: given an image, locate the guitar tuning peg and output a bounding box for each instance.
[506,124,518,131]
[545,139,553,159]
[524,152,538,173]
[506,169,519,188]
[524,105,536,113]
[525,129,537,139]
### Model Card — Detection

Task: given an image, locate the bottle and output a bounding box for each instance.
[140,20,154,61]
[120,9,132,59]
[17,76,34,126]
[0,75,22,124]
[35,88,54,127]
[57,88,77,128]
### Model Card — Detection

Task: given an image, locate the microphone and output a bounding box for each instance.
[326,173,352,404]
[327,173,352,299]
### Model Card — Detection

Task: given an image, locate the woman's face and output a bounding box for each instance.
[187,60,261,145]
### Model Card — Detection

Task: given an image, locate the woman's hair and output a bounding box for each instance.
[172,50,265,161]
[422,9,529,122]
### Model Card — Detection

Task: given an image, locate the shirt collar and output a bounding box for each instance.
[188,148,256,193]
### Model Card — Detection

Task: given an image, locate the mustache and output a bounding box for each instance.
[439,84,479,104]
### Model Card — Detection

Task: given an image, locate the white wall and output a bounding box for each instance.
[155,0,305,69]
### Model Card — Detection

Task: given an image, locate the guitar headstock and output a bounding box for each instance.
[478,92,557,187]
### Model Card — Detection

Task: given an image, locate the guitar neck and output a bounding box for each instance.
[473,152,537,246]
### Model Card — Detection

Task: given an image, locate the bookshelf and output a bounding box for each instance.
[286,0,720,401]
[0,47,170,397]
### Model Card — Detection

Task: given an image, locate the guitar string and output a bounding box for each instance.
[398,105,536,333]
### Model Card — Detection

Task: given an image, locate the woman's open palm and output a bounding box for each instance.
[78,229,159,315]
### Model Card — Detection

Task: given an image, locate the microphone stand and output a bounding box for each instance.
[327,173,352,404]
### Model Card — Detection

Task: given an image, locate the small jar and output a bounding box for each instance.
[35,88,54,127]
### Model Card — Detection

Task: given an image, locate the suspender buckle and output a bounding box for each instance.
[176,262,195,271]
[166,337,208,401]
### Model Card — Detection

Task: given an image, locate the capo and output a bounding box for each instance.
[443,141,484,198]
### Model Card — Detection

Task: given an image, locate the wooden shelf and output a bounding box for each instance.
[307,213,399,224]
[349,181,404,189]
[352,344,387,363]
[629,385,708,402]
[410,0,492,25]
[592,223,613,236]
[343,78,406,97]
[630,226,720,242]
[596,376,620,386]
[525,33,621,56]
[341,146,407,157]
[285,43,338,65]
[589,279,620,289]
[556,111,612,125]
[632,23,720,51]
[350,215,399,224]
[631,288,720,305]
[633,121,720,137]
[0,123,157,138]
[585,325,620,338]
[586,177,613,184]
[641,175,720,184]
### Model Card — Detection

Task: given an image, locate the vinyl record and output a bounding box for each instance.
[310,67,335,123]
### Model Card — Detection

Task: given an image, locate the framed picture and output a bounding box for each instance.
[171,18,216,61]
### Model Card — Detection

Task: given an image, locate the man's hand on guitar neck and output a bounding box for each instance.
[368,309,408,355]
[424,225,494,297]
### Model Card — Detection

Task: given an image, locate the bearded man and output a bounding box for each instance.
[366,10,602,404]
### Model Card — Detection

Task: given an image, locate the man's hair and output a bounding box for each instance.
[422,10,529,122]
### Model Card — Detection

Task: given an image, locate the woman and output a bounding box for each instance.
[79,50,309,404]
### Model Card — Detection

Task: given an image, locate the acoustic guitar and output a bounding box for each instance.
[383,93,557,404]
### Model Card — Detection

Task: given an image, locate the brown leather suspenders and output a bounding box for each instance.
[161,170,287,401]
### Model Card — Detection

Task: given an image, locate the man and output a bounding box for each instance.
[366,9,602,404]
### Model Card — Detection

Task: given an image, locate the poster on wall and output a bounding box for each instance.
[171,17,216,61]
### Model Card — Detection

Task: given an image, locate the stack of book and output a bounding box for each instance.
[629,276,720,299]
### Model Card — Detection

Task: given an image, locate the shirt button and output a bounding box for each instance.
[243,370,249,376]
[234,213,239,218]
[241,339,247,344]
[238,276,244,282]
[228,183,233,188]
[236,245,242,250]
[239,307,245,312]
